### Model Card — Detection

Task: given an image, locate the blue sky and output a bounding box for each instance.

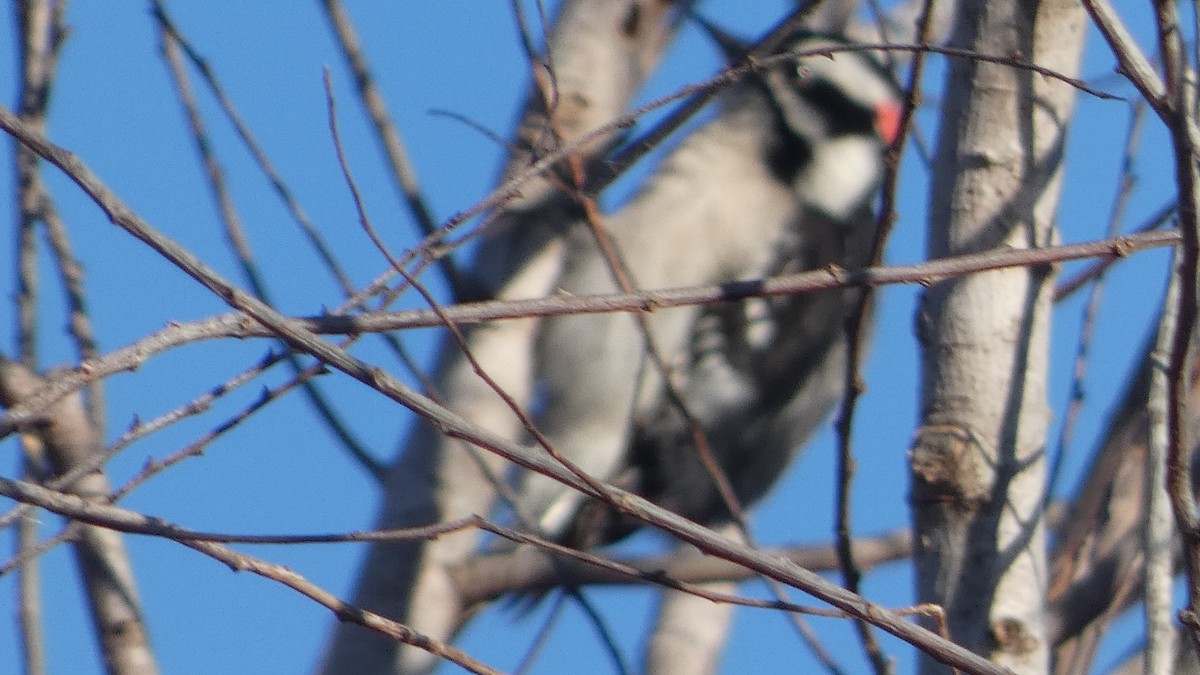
[0,2,1179,673]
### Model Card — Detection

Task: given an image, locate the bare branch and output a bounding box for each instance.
[315,0,465,299]
[452,527,913,605]
[0,360,159,675]
[0,227,1177,446]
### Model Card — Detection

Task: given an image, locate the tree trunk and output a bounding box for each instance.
[911,0,1085,672]
[317,3,683,672]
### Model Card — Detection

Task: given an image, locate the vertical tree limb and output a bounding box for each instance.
[0,360,159,675]
[911,0,1084,672]
[1152,0,1200,653]
[644,581,739,675]
[1144,255,1179,675]
[643,523,743,675]
[318,3,685,673]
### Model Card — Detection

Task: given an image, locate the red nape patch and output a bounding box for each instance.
[876,101,903,145]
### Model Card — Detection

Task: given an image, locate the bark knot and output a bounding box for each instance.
[990,616,1039,656]
[908,424,990,510]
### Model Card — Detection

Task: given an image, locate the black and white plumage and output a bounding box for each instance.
[518,33,901,547]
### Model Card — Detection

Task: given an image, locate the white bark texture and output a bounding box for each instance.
[912,0,1084,673]
[1144,263,1179,675]
[0,361,159,675]
[644,585,737,675]
[643,523,744,675]
[317,2,682,673]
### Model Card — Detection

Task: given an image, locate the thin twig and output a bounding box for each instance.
[267,36,1116,319]
[832,2,939,672]
[513,594,573,675]
[1048,101,1145,497]
[0,477,479,544]
[156,20,381,480]
[453,526,914,604]
[0,360,159,675]
[0,227,1179,444]
[1053,200,1175,302]
[152,0,434,391]
[590,2,828,189]
[1151,0,1200,651]
[84,507,489,675]
[1145,251,1180,675]
[12,2,103,672]
[330,65,572,506]
[0,100,1018,673]
[315,0,467,298]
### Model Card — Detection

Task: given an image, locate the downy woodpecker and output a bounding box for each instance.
[521,33,901,546]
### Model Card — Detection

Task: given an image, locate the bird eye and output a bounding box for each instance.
[795,64,813,80]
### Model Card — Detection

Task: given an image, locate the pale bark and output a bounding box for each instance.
[317,3,683,673]
[639,3,955,670]
[643,523,743,675]
[1047,343,1160,674]
[644,586,737,675]
[0,361,158,675]
[912,0,1085,672]
[1144,263,1179,675]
